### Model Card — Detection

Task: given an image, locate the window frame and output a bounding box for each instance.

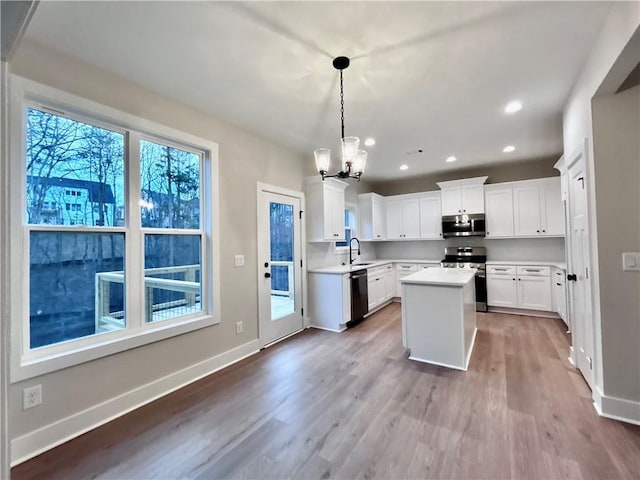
[9,76,220,382]
[334,202,358,251]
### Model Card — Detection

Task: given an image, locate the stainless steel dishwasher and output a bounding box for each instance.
[349,269,369,325]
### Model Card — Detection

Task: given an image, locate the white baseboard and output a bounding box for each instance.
[11,339,261,466]
[593,386,640,426]
[488,306,560,319]
[309,324,346,333]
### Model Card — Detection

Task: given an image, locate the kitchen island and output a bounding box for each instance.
[400,267,477,371]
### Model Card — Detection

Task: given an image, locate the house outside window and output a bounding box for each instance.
[10,76,220,380]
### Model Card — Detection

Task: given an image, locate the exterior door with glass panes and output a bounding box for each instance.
[257,187,303,346]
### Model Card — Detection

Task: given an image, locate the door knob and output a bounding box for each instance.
[264,272,271,278]
[567,274,577,281]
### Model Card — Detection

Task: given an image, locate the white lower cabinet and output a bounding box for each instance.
[487,265,552,312]
[487,268,518,308]
[395,263,419,297]
[552,267,567,325]
[308,272,351,332]
[367,264,395,311]
[383,265,395,302]
[517,275,552,311]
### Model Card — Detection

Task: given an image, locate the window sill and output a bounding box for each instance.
[12,314,219,382]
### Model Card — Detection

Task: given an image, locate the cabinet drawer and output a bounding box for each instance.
[396,263,418,272]
[516,266,550,276]
[369,266,385,276]
[487,265,516,275]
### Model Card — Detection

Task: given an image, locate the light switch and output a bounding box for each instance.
[622,252,640,271]
[234,255,245,267]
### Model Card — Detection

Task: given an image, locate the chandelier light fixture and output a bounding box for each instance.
[314,56,367,181]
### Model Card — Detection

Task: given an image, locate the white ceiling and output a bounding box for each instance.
[23,1,611,181]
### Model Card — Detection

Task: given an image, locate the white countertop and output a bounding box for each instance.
[307,259,442,274]
[308,259,567,274]
[400,267,475,286]
[486,260,567,270]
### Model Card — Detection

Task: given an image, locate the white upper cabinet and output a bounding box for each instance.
[514,184,542,236]
[386,195,420,240]
[358,193,386,241]
[514,177,564,237]
[541,180,565,236]
[437,176,488,215]
[461,185,485,214]
[484,187,514,238]
[303,177,348,242]
[419,192,443,239]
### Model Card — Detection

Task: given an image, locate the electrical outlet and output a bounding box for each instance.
[234,255,245,267]
[236,321,243,334]
[23,385,42,410]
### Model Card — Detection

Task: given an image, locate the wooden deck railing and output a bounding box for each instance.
[270,260,294,299]
[95,264,200,331]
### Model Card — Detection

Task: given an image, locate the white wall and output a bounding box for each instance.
[592,86,640,403]
[7,39,314,460]
[562,1,640,415]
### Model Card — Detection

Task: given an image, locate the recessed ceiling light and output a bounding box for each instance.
[400,164,409,170]
[364,137,376,147]
[504,101,522,113]
[503,145,516,153]
[446,156,457,163]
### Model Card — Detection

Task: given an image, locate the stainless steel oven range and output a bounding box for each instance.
[441,246,487,312]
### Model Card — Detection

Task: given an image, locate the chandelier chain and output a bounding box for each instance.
[340,69,345,139]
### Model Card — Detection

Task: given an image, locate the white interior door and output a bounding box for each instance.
[257,186,304,346]
[567,147,595,388]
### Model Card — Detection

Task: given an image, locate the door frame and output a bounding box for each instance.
[565,139,598,389]
[256,182,306,349]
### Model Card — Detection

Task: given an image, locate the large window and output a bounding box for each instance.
[11,77,219,380]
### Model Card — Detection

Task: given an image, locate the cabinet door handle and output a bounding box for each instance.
[518,278,521,281]
[556,282,562,286]
[513,278,516,281]
[536,230,540,233]
[542,230,546,233]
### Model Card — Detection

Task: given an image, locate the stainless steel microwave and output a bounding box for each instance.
[442,213,486,238]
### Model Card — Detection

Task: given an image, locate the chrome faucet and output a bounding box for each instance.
[349,237,361,265]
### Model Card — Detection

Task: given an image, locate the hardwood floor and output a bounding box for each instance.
[12,304,640,479]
